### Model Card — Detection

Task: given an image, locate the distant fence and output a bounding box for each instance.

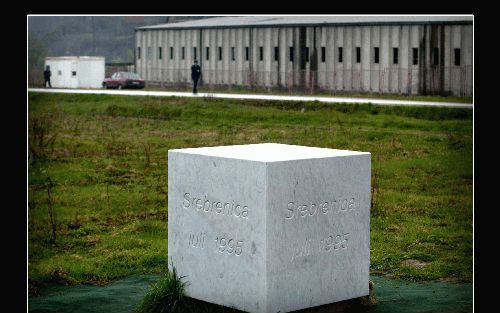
[28,66,44,87]
[28,64,472,97]
[140,66,472,96]
[105,63,135,77]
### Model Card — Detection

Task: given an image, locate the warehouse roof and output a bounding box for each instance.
[136,15,473,30]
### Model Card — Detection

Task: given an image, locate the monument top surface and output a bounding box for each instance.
[169,143,369,162]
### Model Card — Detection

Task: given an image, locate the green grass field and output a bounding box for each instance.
[28,92,473,296]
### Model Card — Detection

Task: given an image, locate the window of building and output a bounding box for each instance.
[454,48,461,66]
[374,47,379,64]
[393,47,399,64]
[356,47,361,63]
[158,47,162,59]
[58,70,62,75]
[170,47,174,60]
[181,47,185,60]
[433,48,439,65]
[137,47,141,59]
[259,46,263,61]
[304,47,309,62]
[274,46,279,61]
[206,47,209,60]
[338,47,343,63]
[232,47,235,61]
[412,48,418,65]
[218,46,222,61]
[72,71,77,76]
[194,47,197,60]
[321,47,326,62]
[245,46,249,61]
[289,47,294,62]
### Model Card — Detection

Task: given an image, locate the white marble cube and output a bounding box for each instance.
[168,143,371,313]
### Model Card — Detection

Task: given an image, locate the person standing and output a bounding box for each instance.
[43,65,52,88]
[191,60,201,94]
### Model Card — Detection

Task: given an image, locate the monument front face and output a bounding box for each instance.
[168,152,267,313]
[168,144,370,313]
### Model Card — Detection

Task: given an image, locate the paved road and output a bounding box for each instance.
[28,88,473,109]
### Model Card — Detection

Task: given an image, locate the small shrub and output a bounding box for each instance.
[136,267,187,313]
[106,104,137,117]
[371,162,383,217]
[345,280,377,311]
[142,142,153,168]
[45,177,57,244]
[29,114,58,163]
[106,104,121,116]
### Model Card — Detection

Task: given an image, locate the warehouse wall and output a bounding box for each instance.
[136,23,472,96]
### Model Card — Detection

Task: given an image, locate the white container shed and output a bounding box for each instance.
[44,56,105,89]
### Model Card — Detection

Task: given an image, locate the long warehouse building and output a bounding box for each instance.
[135,16,473,96]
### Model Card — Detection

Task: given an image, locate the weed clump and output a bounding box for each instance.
[29,114,58,163]
[341,280,376,312]
[136,267,186,313]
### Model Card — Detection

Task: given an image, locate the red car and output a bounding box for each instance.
[102,72,145,89]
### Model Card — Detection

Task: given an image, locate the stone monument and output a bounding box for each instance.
[168,143,371,313]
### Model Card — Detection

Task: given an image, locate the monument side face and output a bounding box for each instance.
[266,154,371,313]
[168,151,267,313]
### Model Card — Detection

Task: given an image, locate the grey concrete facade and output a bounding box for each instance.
[136,17,472,96]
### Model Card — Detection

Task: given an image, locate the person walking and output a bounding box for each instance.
[191,60,201,94]
[43,65,52,88]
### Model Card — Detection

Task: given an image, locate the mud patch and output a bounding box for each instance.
[402,259,430,268]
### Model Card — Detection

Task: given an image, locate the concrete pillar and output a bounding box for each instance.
[443,25,451,93]
[462,24,473,96]
[380,26,390,93]
[208,29,215,85]
[351,26,360,92]
[256,27,263,86]
[361,26,370,92]
[278,27,286,88]
[305,26,312,90]
[390,25,400,93]
[409,25,419,95]
[146,30,151,81]
[336,26,344,91]
[271,28,279,87]
[400,25,409,94]
[326,26,335,91]
[223,28,229,85]
[352,26,361,92]
[292,27,299,87]
[317,27,326,89]
[215,28,221,85]
[264,28,272,87]
[344,26,352,92]
[135,31,142,78]
[182,30,187,83]
[154,30,160,82]
[370,26,381,93]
